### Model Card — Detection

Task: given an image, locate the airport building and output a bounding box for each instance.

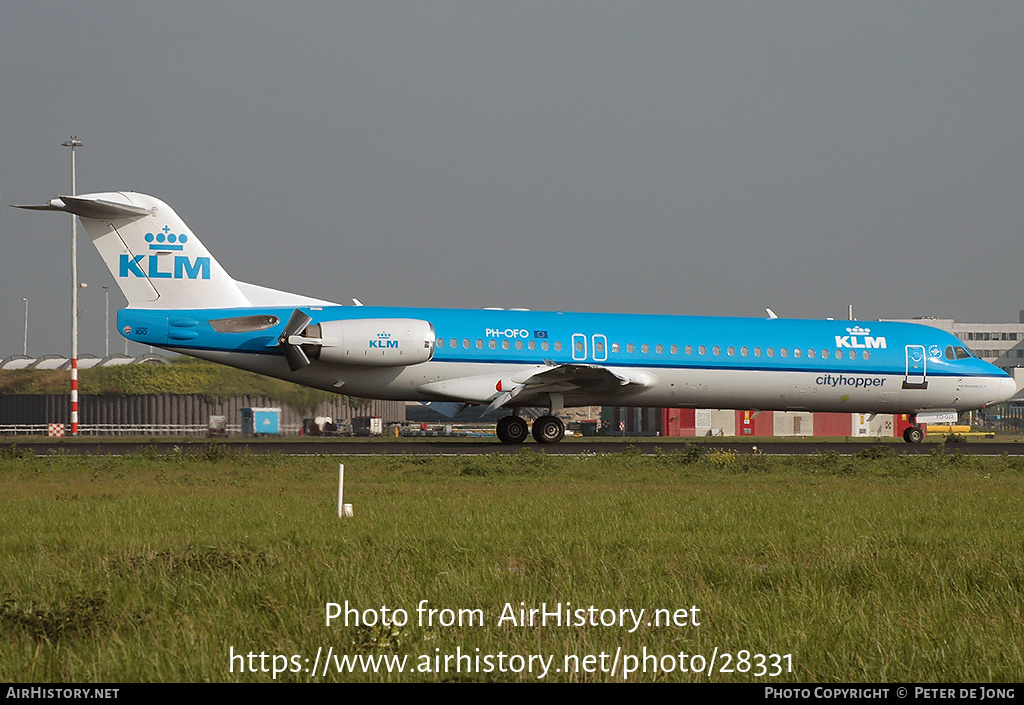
[603,407,919,439]
[882,312,1024,374]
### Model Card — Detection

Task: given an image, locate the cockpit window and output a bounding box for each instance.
[954,346,972,360]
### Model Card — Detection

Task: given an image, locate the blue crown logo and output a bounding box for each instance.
[145,225,188,251]
[377,331,392,339]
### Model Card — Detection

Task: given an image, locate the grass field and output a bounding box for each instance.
[2,445,1023,682]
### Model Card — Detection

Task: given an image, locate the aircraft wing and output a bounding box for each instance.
[419,363,656,409]
[487,363,656,410]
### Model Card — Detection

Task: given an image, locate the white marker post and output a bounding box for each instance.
[338,463,353,518]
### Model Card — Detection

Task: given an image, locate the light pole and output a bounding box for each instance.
[62,136,82,435]
[103,286,110,358]
[21,298,28,356]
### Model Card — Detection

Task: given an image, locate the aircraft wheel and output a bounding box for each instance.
[903,426,924,444]
[532,415,565,444]
[497,416,529,444]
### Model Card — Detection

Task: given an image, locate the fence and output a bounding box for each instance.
[0,394,405,436]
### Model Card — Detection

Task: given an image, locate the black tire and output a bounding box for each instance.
[497,416,529,444]
[903,426,924,444]
[532,415,565,444]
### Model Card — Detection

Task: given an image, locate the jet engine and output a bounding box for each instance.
[278,311,435,370]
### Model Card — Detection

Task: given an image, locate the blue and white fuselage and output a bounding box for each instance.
[18,192,1016,444]
[118,305,1012,413]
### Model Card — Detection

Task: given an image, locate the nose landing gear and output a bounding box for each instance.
[902,414,924,443]
[903,426,924,444]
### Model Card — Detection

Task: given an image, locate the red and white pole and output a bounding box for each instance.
[63,136,82,436]
[70,358,78,435]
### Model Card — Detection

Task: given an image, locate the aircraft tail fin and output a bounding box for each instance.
[15,192,251,309]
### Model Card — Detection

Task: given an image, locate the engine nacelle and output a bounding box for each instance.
[305,318,435,367]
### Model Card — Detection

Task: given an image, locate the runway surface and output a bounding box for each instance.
[4,438,1024,456]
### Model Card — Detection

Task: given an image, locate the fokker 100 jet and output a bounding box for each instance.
[16,192,1017,443]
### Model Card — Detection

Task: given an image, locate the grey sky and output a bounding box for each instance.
[2,1,1022,357]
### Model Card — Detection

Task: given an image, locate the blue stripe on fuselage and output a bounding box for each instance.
[116,305,1008,381]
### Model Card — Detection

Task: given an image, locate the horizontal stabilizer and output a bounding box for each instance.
[13,195,152,220]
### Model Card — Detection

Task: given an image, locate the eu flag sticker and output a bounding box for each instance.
[534,330,548,339]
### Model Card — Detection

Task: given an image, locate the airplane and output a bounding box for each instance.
[15,191,1018,444]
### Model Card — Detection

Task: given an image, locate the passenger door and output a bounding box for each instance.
[903,345,928,389]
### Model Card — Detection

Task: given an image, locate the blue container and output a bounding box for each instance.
[241,407,281,436]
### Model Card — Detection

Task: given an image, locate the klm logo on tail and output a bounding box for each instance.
[145,227,188,250]
[118,227,210,280]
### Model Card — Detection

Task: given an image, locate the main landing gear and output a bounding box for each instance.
[495,414,566,444]
[495,416,529,444]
